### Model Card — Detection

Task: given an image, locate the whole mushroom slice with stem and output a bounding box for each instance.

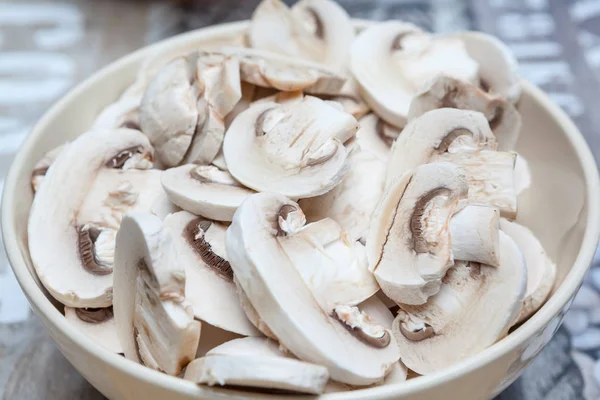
[385,108,496,184]
[501,219,557,325]
[226,192,400,385]
[350,21,479,129]
[408,74,522,151]
[185,337,330,394]
[161,164,255,222]
[449,31,521,104]
[392,232,527,375]
[368,162,469,306]
[31,144,65,192]
[220,47,345,95]
[224,95,358,198]
[436,150,518,219]
[163,211,260,336]
[356,114,403,162]
[299,141,386,243]
[113,212,201,376]
[64,306,122,354]
[140,51,241,167]
[28,128,155,308]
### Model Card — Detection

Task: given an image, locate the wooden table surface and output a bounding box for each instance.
[1,1,599,399]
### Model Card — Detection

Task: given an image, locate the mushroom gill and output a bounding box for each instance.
[184,217,233,281]
[75,306,114,324]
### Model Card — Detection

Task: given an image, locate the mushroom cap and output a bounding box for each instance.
[31,144,65,192]
[350,21,479,128]
[113,212,201,376]
[161,164,255,222]
[436,150,517,219]
[500,219,556,324]
[234,277,278,340]
[408,74,522,151]
[226,192,400,385]
[368,162,469,305]
[392,232,527,375]
[28,128,154,308]
[450,31,521,104]
[249,0,354,70]
[64,306,122,354]
[386,108,496,184]
[220,47,346,95]
[299,141,386,243]
[185,337,330,394]
[356,114,402,162]
[223,96,358,198]
[163,211,260,336]
[139,54,199,168]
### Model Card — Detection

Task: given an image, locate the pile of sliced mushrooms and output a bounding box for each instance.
[28,0,557,394]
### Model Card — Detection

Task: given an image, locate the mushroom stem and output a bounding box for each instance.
[450,205,500,267]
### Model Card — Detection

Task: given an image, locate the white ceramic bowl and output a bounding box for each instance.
[3,21,600,400]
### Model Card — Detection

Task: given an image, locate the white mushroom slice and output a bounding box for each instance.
[249,0,353,70]
[64,306,122,353]
[227,192,400,385]
[350,22,479,128]
[92,95,141,131]
[113,212,200,375]
[185,337,330,394]
[140,51,241,167]
[234,277,278,340]
[211,149,228,171]
[220,47,345,95]
[450,205,500,267]
[392,232,527,375]
[368,162,469,306]
[436,150,517,219]
[224,96,358,198]
[300,141,386,243]
[182,53,242,165]
[162,164,255,222]
[31,144,65,192]
[251,89,304,106]
[164,211,260,336]
[408,74,521,151]
[323,79,371,120]
[28,129,154,308]
[278,216,379,309]
[515,153,532,195]
[356,114,402,162]
[500,219,557,324]
[386,108,496,184]
[450,31,521,104]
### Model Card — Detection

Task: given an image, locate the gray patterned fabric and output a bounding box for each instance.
[0,0,598,398]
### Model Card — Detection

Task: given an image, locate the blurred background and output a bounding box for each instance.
[0,0,599,399]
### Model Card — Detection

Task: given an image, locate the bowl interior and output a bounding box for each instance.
[2,21,598,398]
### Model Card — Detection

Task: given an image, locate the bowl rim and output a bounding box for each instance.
[2,20,600,399]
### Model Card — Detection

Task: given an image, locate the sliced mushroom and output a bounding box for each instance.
[450,205,500,267]
[140,51,241,167]
[392,232,527,375]
[28,129,156,308]
[408,74,521,151]
[355,114,402,162]
[64,306,122,353]
[220,47,345,95]
[385,108,496,184]
[436,150,517,219]
[227,192,400,385]
[350,21,479,128]
[185,337,330,394]
[92,95,141,131]
[31,144,65,192]
[299,141,386,243]
[164,211,260,336]
[449,31,521,104]
[251,89,304,106]
[501,219,556,324]
[368,162,469,306]
[113,212,201,375]
[161,164,255,222]
[234,277,278,340]
[223,96,358,198]
[515,153,532,195]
